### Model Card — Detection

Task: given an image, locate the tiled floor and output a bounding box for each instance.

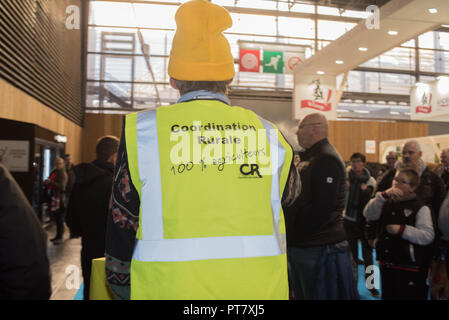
[45,224,84,300]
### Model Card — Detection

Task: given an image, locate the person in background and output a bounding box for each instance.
[66,136,119,300]
[377,151,398,181]
[376,140,445,223]
[343,152,379,298]
[436,148,449,191]
[45,157,67,245]
[364,168,434,300]
[0,163,51,299]
[285,113,358,300]
[63,154,78,239]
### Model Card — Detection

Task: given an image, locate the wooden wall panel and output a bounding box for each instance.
[328,120,428,162]
[82,113,124,163]
[81,114,429,165]
[0,78,83,163]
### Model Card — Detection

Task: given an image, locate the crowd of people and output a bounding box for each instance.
[1,0,449,301]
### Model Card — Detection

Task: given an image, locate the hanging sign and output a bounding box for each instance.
[239,49,261,73]
[293,75,337,120]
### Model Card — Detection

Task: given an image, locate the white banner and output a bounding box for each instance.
[293,75,337,120]
[0,140,30,172]
[411,77,449,122]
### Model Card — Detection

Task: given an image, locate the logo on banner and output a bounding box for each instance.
[263,51,284,74]
[416,92,432,114]
[239,49,261,72]
[300,79,333,112]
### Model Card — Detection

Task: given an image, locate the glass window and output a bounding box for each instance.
[317,20,356,40]
[278,17,315,38]
[89,2,135,27]
[133,4,177,29]
[228,13,277,36]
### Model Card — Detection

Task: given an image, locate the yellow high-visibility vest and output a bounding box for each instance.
[125,99,292,299]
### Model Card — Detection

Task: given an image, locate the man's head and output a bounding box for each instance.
[296,113,328,149]
[402,140,422,169]
[63,154,72,167]
[168,0,235,95]
[441,148,449,168]
[55,157,65,170]
[96,136,119,165]
[350,152,366,175]
[385,151,398,169]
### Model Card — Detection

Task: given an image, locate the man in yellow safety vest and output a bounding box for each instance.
[104,0,300,300]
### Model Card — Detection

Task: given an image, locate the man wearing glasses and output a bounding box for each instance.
[284,113,358,300]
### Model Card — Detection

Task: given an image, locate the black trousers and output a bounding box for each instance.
[53,208,66,239]
[380,265,428,300]
[81,239,105,300]
[344,220,374,278]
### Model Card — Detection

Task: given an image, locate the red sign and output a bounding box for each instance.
[239,49,260,72]
[300,89,333,112]
[416,93,432,114]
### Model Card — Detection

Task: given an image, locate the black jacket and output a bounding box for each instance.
[376,198,433,268]
[0,164,51,300]
[66,160,114,252]
[285,139,347,248]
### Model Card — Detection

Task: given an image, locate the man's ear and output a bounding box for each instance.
[169,77,178,90]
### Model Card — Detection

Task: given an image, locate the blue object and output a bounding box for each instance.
[73,283,84,300]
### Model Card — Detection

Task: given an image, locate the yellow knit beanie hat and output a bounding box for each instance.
[168,0,235,81]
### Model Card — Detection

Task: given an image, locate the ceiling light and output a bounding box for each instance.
[336,60,344,64]
[390,111,400,115]
[388,30,398,35]
[428,8,438,14]
[358,47,368,52]
[354,110,370,114]
[317,71,325,75]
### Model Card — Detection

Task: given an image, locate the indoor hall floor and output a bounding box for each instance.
[44,223,84,300]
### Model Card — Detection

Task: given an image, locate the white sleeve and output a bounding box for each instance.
[363,192,386,221]
[402,206,435,246]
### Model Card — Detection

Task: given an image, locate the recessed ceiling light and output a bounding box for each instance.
[336,60,344,64]
[390,111,400,115]
[358,47,368,52]
[355,110,370,114]
[317,71,325,75]
[429,8,438,14]
[388,30,398,35]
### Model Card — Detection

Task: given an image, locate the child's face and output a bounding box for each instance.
[392,172,416,195]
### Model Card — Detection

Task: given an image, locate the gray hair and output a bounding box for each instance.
[172,79,231,96]
[403,140,422,152]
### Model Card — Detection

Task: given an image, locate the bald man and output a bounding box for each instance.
[285,113,358,300]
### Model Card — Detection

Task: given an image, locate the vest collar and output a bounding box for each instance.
[177,90,231,105]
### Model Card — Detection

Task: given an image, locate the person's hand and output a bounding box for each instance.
[360,183,367,191]
[386,224,401,235]
[384,187,403,201]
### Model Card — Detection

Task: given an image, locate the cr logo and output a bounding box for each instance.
[240,164,262,178]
